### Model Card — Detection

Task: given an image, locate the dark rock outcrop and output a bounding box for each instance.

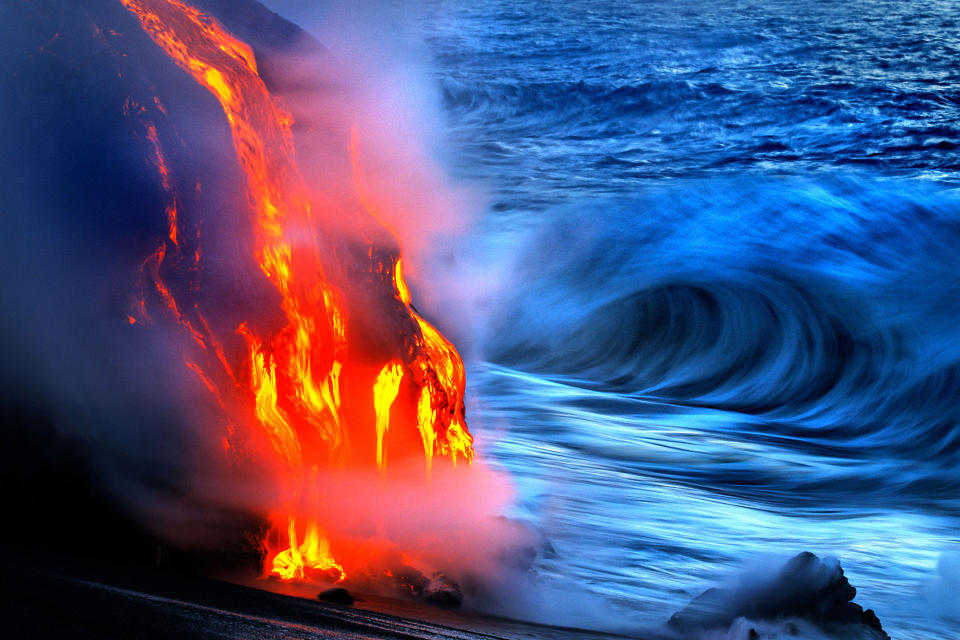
[668,552,889,639]
[391,566,430,597]
[318,587,354,605]
[423,572,463,609]
[388,565,463,609]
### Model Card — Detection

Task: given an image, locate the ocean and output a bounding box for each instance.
[404,1,960,638]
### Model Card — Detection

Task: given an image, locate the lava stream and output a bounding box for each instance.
[121,0,474,583]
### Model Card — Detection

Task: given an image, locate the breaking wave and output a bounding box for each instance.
[489,178,960,469]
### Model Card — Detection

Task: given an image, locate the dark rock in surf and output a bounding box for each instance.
[391,565,430,596]
[424,572,463,609]
[388,565,462,608]
[668,552,889,639]
[318,587,354,605]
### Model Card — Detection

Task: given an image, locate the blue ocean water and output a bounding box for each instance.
[408,1,960,638]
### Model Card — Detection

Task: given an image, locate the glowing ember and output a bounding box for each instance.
[271,518,346,582]
[121,0,474,582]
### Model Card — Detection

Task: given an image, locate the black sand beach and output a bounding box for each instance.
[0,545,630,640]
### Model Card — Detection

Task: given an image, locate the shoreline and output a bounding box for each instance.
[0,544,640,640]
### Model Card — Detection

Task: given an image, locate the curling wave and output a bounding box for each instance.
[486,176,960,476]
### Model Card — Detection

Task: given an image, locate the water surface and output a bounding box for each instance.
[411,1,960,638]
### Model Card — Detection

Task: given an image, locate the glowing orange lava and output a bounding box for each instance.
[121,0,474,583]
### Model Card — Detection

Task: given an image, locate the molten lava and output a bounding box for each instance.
[120,0,474,583]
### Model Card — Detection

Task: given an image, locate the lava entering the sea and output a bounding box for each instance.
[119,0,477,586]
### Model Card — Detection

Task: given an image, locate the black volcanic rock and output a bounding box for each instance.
[0,0,321,575]
[318,587,354,605]
[424,573,463,609]
[668,552,890,639]
[388,565,462,608]
[391,565,430,596]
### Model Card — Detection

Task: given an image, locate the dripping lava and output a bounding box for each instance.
[120,0,477,588]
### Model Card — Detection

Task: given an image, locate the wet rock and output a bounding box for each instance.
[391,566,429,597]
[424,572,463,609]
[388,565,463,608]
[668,552,889,639]
[318,587,354,605]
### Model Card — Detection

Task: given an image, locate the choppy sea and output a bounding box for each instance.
[401,1,960,638]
